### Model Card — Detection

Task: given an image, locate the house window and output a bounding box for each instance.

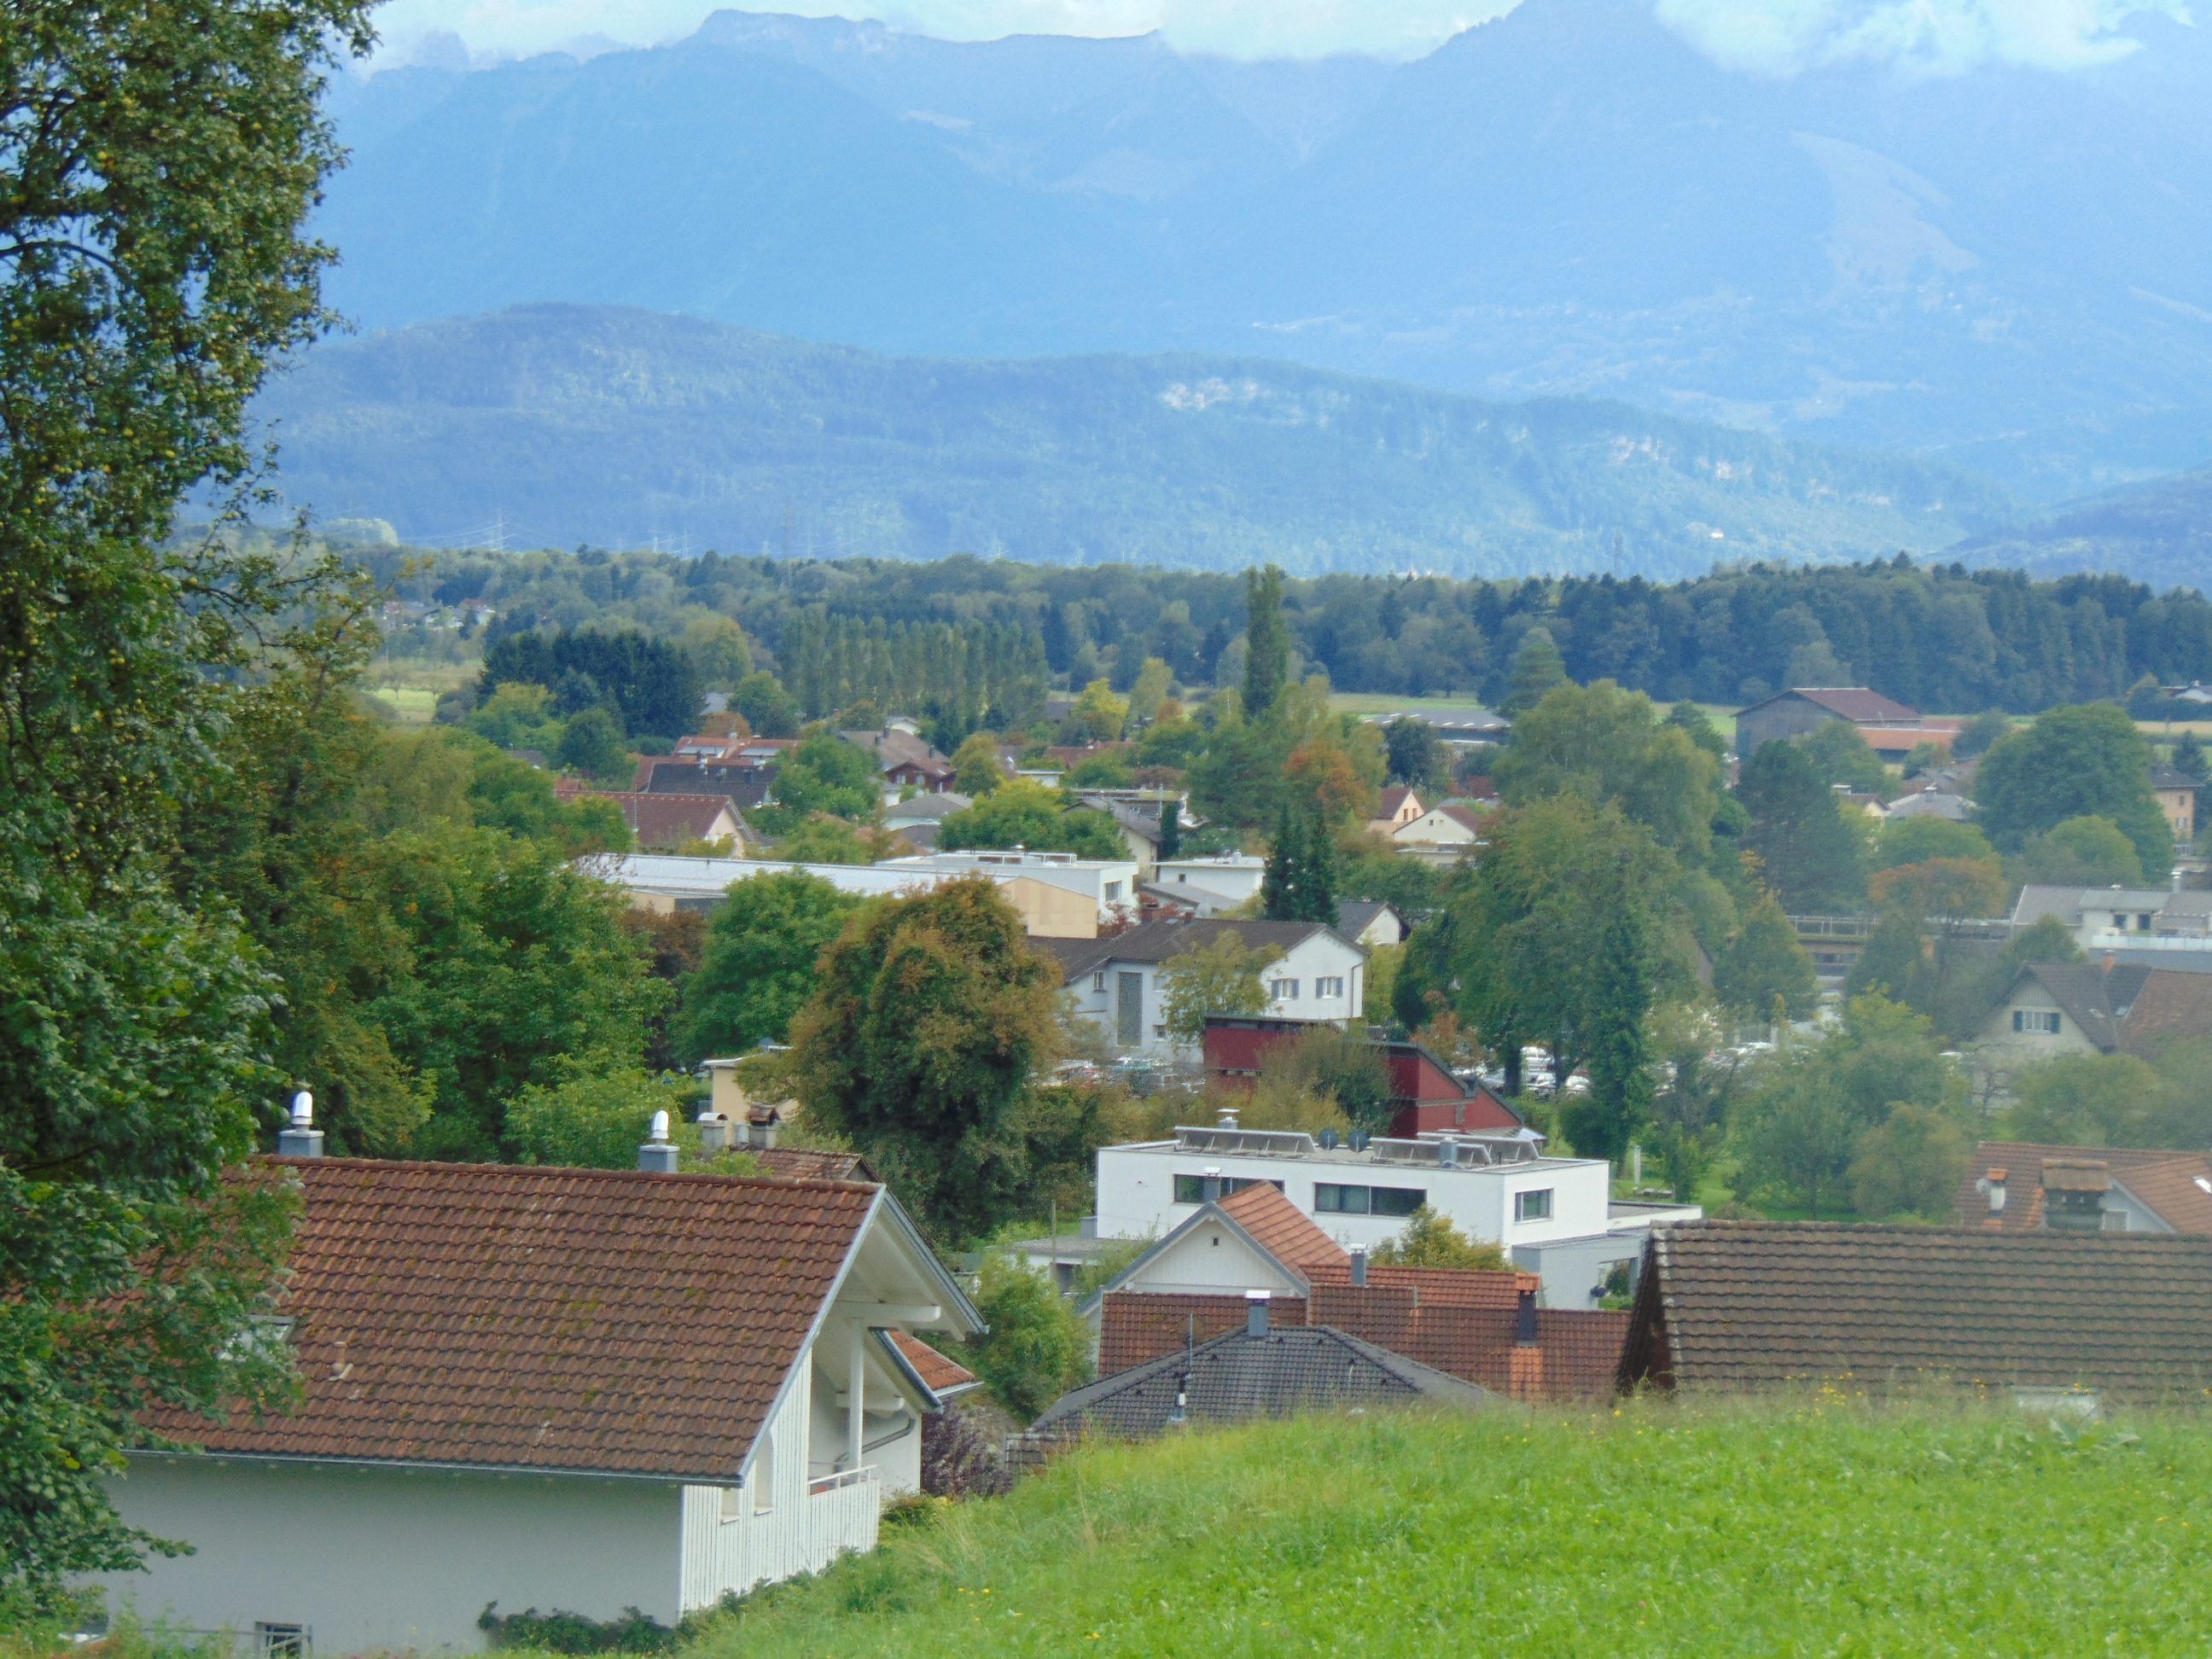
[2139,913,2155,930]
[1515,1188,1553,1223]
[2112,912,2128,929]
[1269,978,1300,1000]
[1092,971,1106,992]
[2012,1010,2062,1035]
[752,1436,775,1515]
[255,1627,306,1658]
[1315,976,1345,998]
[1104,881,1123,900]
[1173,1174,1284,1204]
[1316,1183,1426,1217]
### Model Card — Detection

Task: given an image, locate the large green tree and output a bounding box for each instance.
[789,877,1062,1239]
[1712,893,1818,1022]
[1,0,375,1611]
[1493,679,1720,864]
[1499,626,1569,716]
[1438,798,1680,1109]
[677,872,870,1061]
[939,779,1127,861]
[1736,742,1866,912]
[1975,703,2174,876]
[1243,564,1290,719]
[773,731,883,821]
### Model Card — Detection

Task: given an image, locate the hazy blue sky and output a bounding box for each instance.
[367,0,2189,73]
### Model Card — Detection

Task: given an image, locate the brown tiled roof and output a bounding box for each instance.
[146,1158,878,1481]
[1218,1183,1349,1272]
[1376,786,1417,817]
[1957,1142,2212,1234]
[1782,687,1923,724]
[888,1330,979,1396]
[1621,1220,2212,1400]
[1855,725,1954,754]
[1435,802,1489,834]
[572,790,742,850]
[751,1145,876,1184]
[2117,971,2212,1054]
[1098,1282,1619,1401]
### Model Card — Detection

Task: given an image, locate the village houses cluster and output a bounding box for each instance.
[96,688,2212,1653]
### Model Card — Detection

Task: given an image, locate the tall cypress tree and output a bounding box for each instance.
[1301,807,1340,923]
[1157,798,1183,861]
[1243,563,1290,720]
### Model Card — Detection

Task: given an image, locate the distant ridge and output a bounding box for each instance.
[252,305,2011,578]
[1948,467,2212,589]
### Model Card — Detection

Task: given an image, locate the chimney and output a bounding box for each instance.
[1349,1246,1368,1288]
[1508,1286,1545,1400]
[1245,1289,1272,1336]
[637,1109,680,1173]
[1200,1167,1223,1204]
[276,1090,324,1158]
[1978,1167,2009,1214]
[696,1110,735,1155]
[1438,1139,1461,1168]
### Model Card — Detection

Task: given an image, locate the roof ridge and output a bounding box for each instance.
[258,1154,878,1193]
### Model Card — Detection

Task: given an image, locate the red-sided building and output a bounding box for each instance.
[1201,1015,1524,1139]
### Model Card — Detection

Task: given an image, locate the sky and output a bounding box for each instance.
[366,0,2191,73]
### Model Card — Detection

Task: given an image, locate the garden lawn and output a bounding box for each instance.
[686,1397,2212,1657]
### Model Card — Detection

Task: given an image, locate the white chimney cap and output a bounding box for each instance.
[290,1090,314,1128]
[649,1109,671,1144]
[1245,1289,1272,1302]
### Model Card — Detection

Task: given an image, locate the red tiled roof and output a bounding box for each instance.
[1376,786,1417,816]
[1956,1142,2212,1233]
[1218,1183,1350,1272]
[888,1330,979,1396]
[1306,1262,1534,1308]
[1855,725,1954,754]
[1098,1290,1311,1374]
[146,1158,878,1481]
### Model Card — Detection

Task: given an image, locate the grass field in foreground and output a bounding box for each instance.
[689,1399,2212,1658]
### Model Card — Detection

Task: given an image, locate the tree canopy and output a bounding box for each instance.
[1975,703,2174,876]
[789,878,1062,1239]
[677,872,871,1062]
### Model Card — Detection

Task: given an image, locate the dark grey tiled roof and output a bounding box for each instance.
[2019,961,2154,1050]
[1621,1220,2212,1401]
[1031,1323,1495,1439]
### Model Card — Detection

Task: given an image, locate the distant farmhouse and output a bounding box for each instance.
[1734,687,1960,764]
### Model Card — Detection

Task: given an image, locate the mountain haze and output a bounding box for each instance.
[317,0,2212,499]
[253,304,2007,575]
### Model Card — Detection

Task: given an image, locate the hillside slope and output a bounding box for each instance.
[316,0,2212,494]
[253,305,2007,578]
[681,1402,2211,1656]
[1951,467,2212,589]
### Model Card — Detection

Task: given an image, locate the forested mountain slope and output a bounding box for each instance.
[317,0,2212,494]
[255,305,2005,579]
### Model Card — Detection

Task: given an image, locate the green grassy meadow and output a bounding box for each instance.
[684,1399,2212,1657]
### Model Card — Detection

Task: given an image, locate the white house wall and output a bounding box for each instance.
[1093,1144,1611,1254]
[1123,1217,1307,1296]
[98,1456,681,1655]
[1066,934,1366,1059]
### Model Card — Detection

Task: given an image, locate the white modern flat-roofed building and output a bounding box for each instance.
[581,853,1102,938]
[1153,856,1267,905]
[1093,1123,1698,1307]
[878,849,1141,923]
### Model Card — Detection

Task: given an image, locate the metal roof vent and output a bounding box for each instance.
[1245,1289,1272,1336]
[637,1109,680,1173]
[276,1090,324,1158]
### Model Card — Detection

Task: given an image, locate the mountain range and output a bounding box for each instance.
[252,303,2013,577]
[314,0,2212,501]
